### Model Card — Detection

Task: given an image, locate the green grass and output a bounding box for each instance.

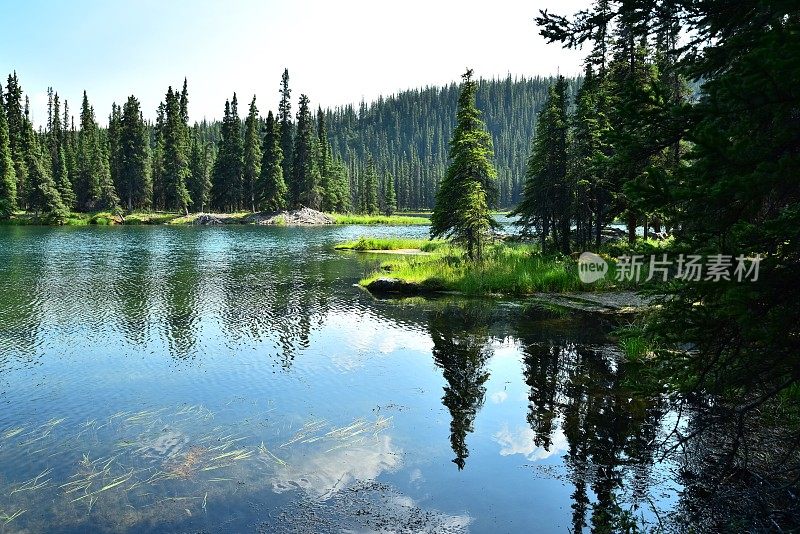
[328,213,430,225]
[335,237,448,252]
[359,242,635,295]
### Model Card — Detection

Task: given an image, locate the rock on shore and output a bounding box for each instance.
[247,207,335,226]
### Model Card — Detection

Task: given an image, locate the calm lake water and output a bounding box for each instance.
[0,224,679,533]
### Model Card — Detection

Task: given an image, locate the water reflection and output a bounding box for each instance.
[0,226,682,532]
[429,304,493,470]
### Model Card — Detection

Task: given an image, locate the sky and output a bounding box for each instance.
[0,0,589,127]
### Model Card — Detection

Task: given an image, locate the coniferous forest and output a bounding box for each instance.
[0,0,799,531]
[0,70,575,222]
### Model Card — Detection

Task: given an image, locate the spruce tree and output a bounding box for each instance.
[292,94,321,209]
[95,134,119,211]
[76,91,101,210]
[361,156,379,215]
[257,111,287,211]
[119,96,151,210]
[152,103,166,210]
[278,69,294,202]
[243,95,262,212]
[511,76,570,252]
[48,92,76,209]
[163,86,191,214]
[212,95,243,211]
[431,70,497,260]
[316,107,336,211]
[0,84,16,217]
[4,73,27,207]
[24,123,67,222]
[383,172,396,215]
[188,129,213,213]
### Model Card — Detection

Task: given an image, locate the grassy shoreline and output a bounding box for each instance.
[0,211,431,227]
[345,237,636,295]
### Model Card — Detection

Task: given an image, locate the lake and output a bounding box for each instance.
[0,224,679,533]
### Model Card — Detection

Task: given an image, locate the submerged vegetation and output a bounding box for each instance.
[0,403,392,531]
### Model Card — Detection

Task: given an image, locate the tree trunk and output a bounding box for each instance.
[627,213,637,244]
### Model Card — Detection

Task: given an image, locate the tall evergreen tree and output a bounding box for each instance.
[4,73,27,208]
[361,156,379,215]
[119,96,151,210]
[75,91,102,209]
[257,110,287,211]
[48,91,76,209]
[382,172,396,215]
[511,76,570,252]
[162,86,191,214]
[188,129,213,213]
[107,102,123,201]
[151,102,166,210]
[212,95,243,211]
[23,121,67,222]
[242,95,262,212]
[292,94,321,209]
[278,69,294,201]
[0,83,16,217]
[431,70,497,260]
[95,133,119,211]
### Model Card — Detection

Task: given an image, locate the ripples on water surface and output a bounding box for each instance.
[0,225,680,533]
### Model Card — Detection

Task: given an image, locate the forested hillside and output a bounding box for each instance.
[0,72,577,221]
[324,76,579,209]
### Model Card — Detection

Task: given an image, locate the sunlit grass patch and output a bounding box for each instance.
[335,237,448,252]
[328,213,430,225]
[359,242,635,295]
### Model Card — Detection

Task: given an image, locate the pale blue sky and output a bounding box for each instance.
[0,0,587,127]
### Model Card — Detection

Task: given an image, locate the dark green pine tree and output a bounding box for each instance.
[119,96,152,210]
[242,95,262,212]
[569,64,609,249]
[382,172,396,215]
[151,103,166,210]
[316,107,335,211]
[511,76,570,253]
[0,83,17,217]
[188,128,213,213]
[257,110,287,211]
[107,102,123,203]
[48,92,76,210]
[95,133,119,211]
[431,69,498,260]
[4,73,27,208]
[361,156,379,215]
[162,86,191,214]
[292,94,322,209]
[278,69,294,203]
[212,95,244,211]
[328,157,351,212]
[23,121,68,222]
[76,91,101,210]
[62,100,78,210]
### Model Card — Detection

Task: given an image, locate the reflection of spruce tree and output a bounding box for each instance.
[114,246,153,346]
[163,244,200,359]
[522,343,562,450]
[515,313,664,532]
[429,306,492,470]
